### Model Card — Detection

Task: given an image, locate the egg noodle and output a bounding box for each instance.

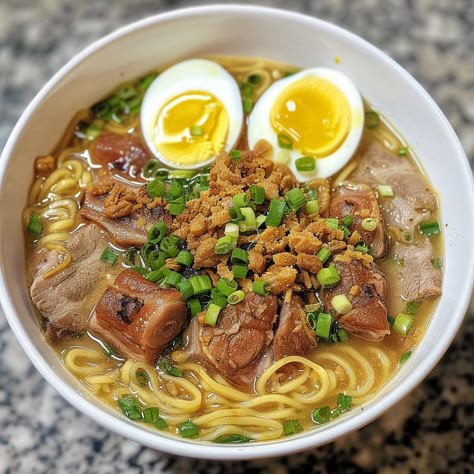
[63,341,392,441]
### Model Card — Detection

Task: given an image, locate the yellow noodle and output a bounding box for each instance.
[64,348,115,376]
[47,219,75,233]
[37,232,71,246]
[52,178,79,194]
[38,169,71,201]
[28,178,44,205]
[61,160,85,179]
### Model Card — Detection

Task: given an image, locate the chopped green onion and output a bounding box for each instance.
[393,312,414,336]
[337,393,352,411]
[224,222,240,239]
[231,248,248,265]
[213,434,253,443]
[142,407,168,430]
[85,122,101,140]
[431,258,442,269]
[339,224,351,237]
[168,180,183,199]
[240,82,254,98]
[361,218,377,232]
[149,252,167,271]
[118,396,142,420]
[337,327,349,342]
[160,236,179,257]
[325,218,339,230]
[116,83,137,100]
[100,247,118,265]
[239,207,257,232]
[331,407,342,418]
[317,265,341,288]
[387,316,395,328]
[147,221,167,244]
[143,160,160,178]
[377,184,394,197]
[406,301,419,315]
[146,178,166,198]
[317,248,332,264]
[190,125,204,137]
[355,243,370,254]
[229,205,244,222]
[159,356,183,377]
[168,169,197,179]
[233,264,248,279]
[211,287,228,308]
[227,290,245,305]
[177,279,194,300]
[131,265,148,276]
[215,235,237,254]
[165,270,182,287]
[277,133,293,150]
[188,298,202,317]
[205,303,222,326]
[217,278,238,297]
[154,168,169,180]
[253,280,270,296]
[400,351,412,363]
[233,193,249,208]
[229,150,242,162]
[146,266,169,284]
[250,185,265,205]
[188,275,212,295]
[342,215,353,227]
[365,111,380,129]
[304,199,318,215]
[311,406,331,425]
[283,419,303,436]
[266,199,286,227]
[331,294,353,314]
[138,72,158,91]
[295,156,316,172]
[285,188,306,211]
[243,97,253,114]
[256,215,266,228]
[178,421,199,439]
[306,311,320,330]
[248,74,261,85]
[398,147,408,156]
[27,213,42,235]
[175,250,193,267]
[315,312,332,339]
[419,221,441,236]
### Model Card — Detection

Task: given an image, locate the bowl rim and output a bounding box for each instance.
[1,3,473,461]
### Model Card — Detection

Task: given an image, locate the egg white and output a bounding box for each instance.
[247,67,364,182]
[141,59,243,169]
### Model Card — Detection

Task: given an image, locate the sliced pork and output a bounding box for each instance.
[330,183,386,258]
[89,270,187,363]
[273,296,316,360]
[350,143,438,233]
[322,259,390,341]
[30,224,115,339]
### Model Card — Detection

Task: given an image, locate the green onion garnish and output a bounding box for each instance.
[277,133,293,150]
[365,111,380,129]
[331,294,353,314]
[227,290,245,305]
[285,188,306,211]
[283,419,303,436]
[138,72,158,91]
[325,218,339,230]
[387,316,395,328]
[160,236,179,257]
[311,406,331,425]
[266,199,286,227]
[305,199,319,215]
[233,192,250,209]
[253,280,270,296]
[239,207,256,233]
[233,264,248,279]
[431,258,442,269]
[256,215,266,228]
[100,247,118,265]
[355,243,370,254]
[118,396,142,420]
[190,125,204,137]
[337,393,352,411]
[229,150,242,162]
[147,221,167,244]
[243,97,253,114]
[400,351,412,363]
[317,265,341,288]
[406,301,419,315]
[142,407,168,430]
[132,265,148,276]
[146,178,166,198]
[85,122,102,140]
[159,356,183,377]
[164,270,182,287]
[231,248,248,265]
[342,215,353,227]
[224,222,240,239]
[211,287,228,308]
[361,218,377,232]
[337,327,349,342]
[250,184,265,205]
[295,156,315,172]
[205,303,222,326]
[175,250,193,267]
[248,74,261,85]
[377,184,394,197]
[215,235,237,254]
[317,248,332,264]
[213,434,253,443]
[27,213,42,235]
[398,147,408,156]
[177,280,194,300]
[168,169,197,179]
[168,180,183,199]
[178,421,199,439]
[188,298,202,317]
[419,221,441,236]
[240,82,254,98]
[315,312,332,339]
[217,278,238,297]
[145,266,169,284]
[188,275,213,295]
[393,312,414,336]
[143,160,160,178]
[229,205,244,222]
[168,201,186,216]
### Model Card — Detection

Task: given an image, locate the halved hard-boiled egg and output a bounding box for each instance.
[141,59,243,169]
[247,68,364,182]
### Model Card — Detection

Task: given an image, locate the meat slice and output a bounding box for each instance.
[380,239,442,309]
[89,270,187,363]
[81,182,170,247]
[330,183,386,258]
[30,224,114,339]
[350,143,438,233]
[91,133,151,182]
[199,293,278,387]
[273,296,316,360]
[322,259,390,341]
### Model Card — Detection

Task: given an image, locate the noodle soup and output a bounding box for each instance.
[24,56,443,443]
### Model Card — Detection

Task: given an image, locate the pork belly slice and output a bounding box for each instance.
[330,183,386,258]
[89,270,187,363]
[322,259,390,341]
[81,184,170,247]
[30,224,113,340]
[350,143,438,233]
[273,296,316,360]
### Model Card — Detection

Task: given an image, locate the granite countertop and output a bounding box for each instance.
[0,1,473,473]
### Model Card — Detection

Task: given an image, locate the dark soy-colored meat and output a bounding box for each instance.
[200,293,278,386]
[30,224,111,339]
[89,270,187,363]
[322,260,390,341]
[81,187,170,247]
[350,143,438,232]
[330,183,386,258]
[91,133,150,181]
[273,296,316,360]
[381,239,442,306]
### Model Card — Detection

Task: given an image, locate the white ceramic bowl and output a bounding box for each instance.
[1,5,473,461]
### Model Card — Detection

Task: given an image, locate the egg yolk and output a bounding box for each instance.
[153,91,229,166]
[270,77,351,158]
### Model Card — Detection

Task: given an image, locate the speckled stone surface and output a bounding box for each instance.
[0,1,473,473]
